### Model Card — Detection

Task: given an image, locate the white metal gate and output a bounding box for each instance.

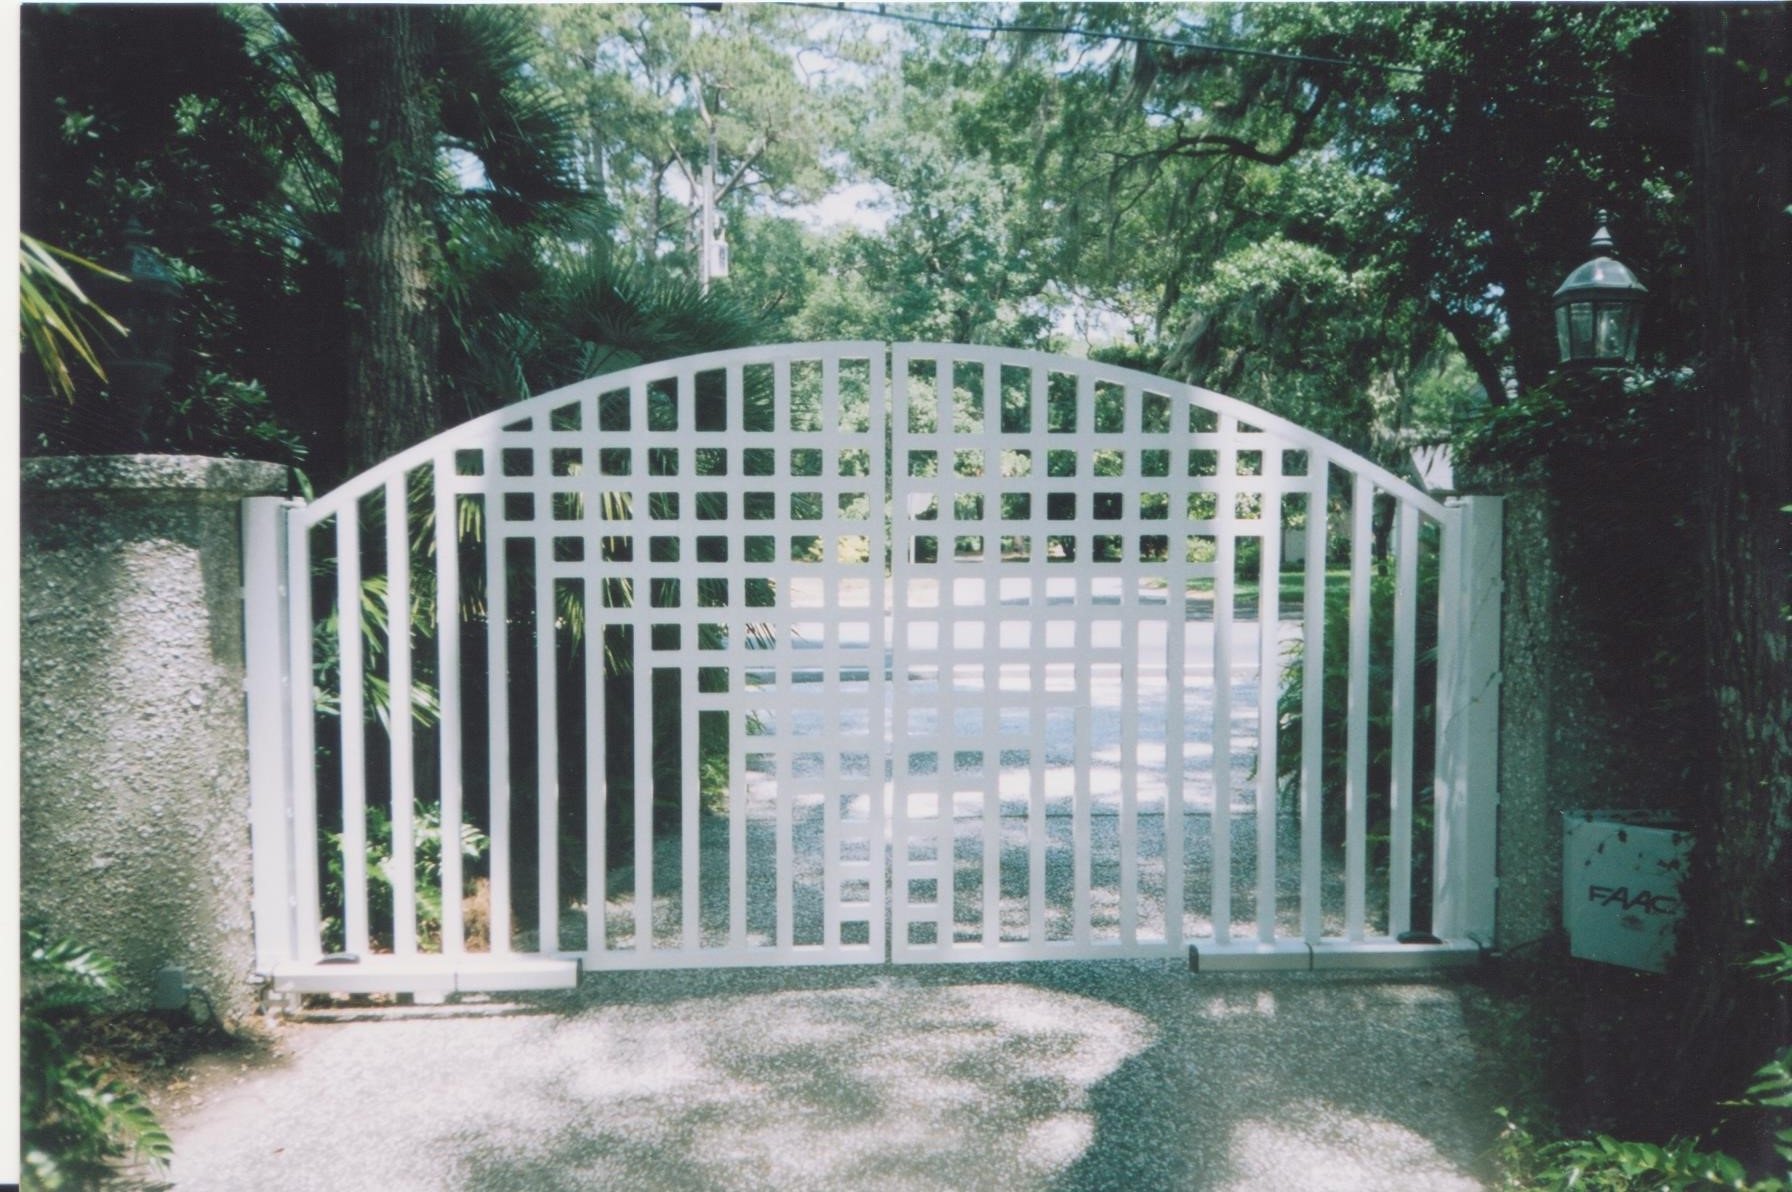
[244,343,1501,997]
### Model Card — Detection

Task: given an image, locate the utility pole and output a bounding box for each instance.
[700,107,717,294]
[696,84,728,293]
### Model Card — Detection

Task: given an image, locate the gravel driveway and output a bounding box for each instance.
[159,962,1496,1191]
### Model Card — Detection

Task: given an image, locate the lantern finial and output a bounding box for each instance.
[1590,211,1614,254]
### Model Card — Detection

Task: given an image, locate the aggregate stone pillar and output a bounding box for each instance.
[1491,478,1650,953]
[1492,482,1566,951]
[22,456,287,1022]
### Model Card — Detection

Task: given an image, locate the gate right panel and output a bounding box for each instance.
[887,344,1452,964]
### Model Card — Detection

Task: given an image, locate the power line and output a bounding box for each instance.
[774,2,1429,79]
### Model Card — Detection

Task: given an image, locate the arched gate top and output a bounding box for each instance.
[297,342,1448,524]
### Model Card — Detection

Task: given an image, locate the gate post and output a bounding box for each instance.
[242,496,298,977]
[22,457,285,1020]
[1432,495,1503,943]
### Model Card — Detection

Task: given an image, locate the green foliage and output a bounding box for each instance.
[21,4,315,460]
[1493,948,1792,1189]
[21,925,174,1190]
[312,574,443,733]
[1455,370,1686,475]
[19,0,1702,474]
[1167,232,1415,454]
[322,801,490,954]
[1494,1110,1783,1192]
[1748,943,1792,988]
[535,5,849,274]
[1728,948,1792,1168]
[164,369,308,468]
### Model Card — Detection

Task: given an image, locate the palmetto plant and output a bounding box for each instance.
[18,234,127,402]
[21,925,173,1190]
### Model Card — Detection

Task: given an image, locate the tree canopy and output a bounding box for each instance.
[28,2,1692,471]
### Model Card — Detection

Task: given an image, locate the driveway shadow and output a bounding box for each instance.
[164,962,1495,1191]
[484,965,1486,1191]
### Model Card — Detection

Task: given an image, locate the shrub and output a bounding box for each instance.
[322,800,489,954]
[1494,1112,1781,1191]
[21,925,173,1189]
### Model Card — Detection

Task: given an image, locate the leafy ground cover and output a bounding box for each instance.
[1462,942,1792,1190]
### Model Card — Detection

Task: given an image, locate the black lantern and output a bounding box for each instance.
[1552,212,1647,369]
[103,216,184,446]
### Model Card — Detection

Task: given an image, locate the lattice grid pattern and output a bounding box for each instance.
[258,341,1495,987]
[891,346,1318,960]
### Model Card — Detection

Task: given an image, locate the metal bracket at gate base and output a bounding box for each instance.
[265,954,581,997]
[1188,938,1484,973]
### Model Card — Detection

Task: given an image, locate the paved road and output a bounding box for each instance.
[158,963,1496,1191]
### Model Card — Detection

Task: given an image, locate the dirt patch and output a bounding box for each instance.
[104,1012,294,1123]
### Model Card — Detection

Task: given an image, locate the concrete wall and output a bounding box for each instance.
[21,456,285,1022]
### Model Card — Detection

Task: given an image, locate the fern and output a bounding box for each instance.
[21,925,174,1190]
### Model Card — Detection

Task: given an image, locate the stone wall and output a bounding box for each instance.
[21,456,286,1022]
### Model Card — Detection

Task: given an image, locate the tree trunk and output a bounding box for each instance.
[1675,3,1792,1166]
[335,6,443,476]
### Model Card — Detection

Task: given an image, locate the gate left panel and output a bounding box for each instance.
[269,343,888,995]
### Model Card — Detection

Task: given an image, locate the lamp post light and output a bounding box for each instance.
[104,216,184,448]
[1552,211,1648,369]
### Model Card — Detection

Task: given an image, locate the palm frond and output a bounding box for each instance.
[19,235,128,400]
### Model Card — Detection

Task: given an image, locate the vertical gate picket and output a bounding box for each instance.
[336,508,369,959]
[385,476,418,957]
[1164,485,1189,952]
[1212,417,1237,944]
[285,510,321,961]
[631,620,653,951]
[680,643,701,953]
[1346,473,1373,941]
[1300,470,1328,945]
[583,537,607,956]
[534,520,559,953]
[433,460,466,956]
[1389,502,1420,939]
[981,362,1003,951]
[1255,448,1283,945]
[486,483,512,956]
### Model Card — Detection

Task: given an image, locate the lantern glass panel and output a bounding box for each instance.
[1570,303,1595,358]
[1594,304,1628,361]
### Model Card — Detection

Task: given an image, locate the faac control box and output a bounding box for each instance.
[1562,810,1692,974]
